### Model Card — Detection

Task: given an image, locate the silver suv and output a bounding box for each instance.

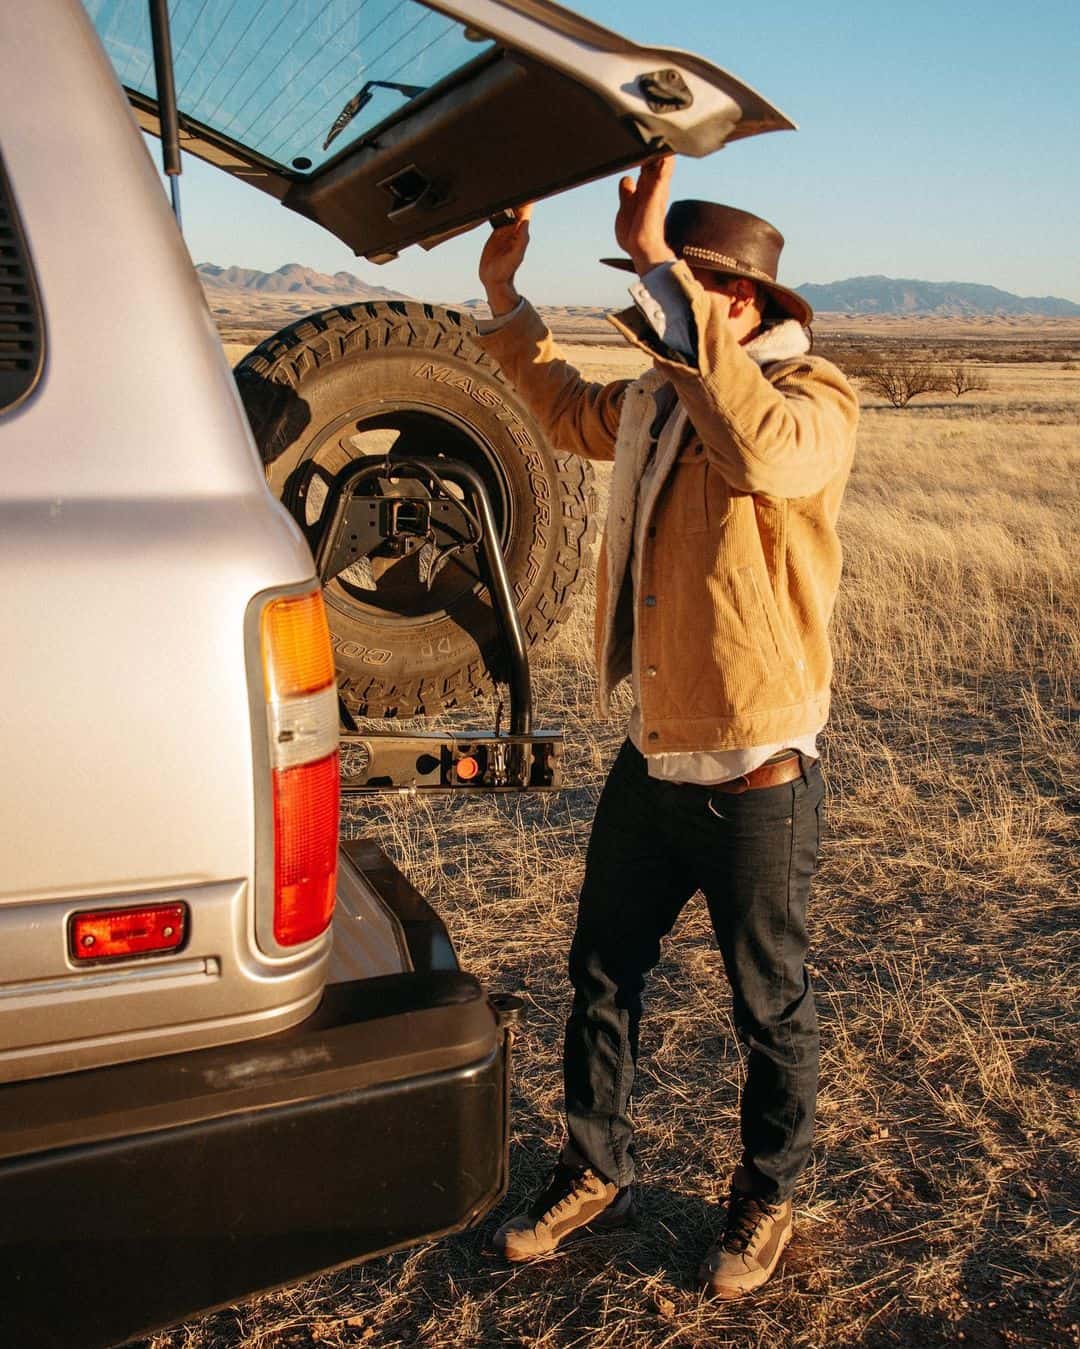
[0,2,787,1344]
[1,6,512,1344]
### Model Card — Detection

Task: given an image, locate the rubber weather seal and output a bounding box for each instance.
[0,149,46,415]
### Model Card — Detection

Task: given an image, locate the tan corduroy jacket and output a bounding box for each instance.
[475,260,859,754]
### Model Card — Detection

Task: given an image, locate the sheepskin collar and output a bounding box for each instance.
[743,319,810,368]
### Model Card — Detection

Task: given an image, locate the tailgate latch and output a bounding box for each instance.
[639,69,694,113]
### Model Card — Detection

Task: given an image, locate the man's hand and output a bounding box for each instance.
[615,156,676,277]
[479,204,533,316]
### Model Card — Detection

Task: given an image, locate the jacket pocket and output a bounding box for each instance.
[682,457,733,535]
[738,565,799,677]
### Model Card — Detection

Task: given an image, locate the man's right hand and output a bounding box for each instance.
[615,156,676,277]
[479,204,533,316]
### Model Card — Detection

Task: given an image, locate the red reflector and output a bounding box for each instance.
[455,755,480,781]
[71,903,187,962]
[273,751,340,946]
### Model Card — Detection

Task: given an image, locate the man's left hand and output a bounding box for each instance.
[615,156,677,277]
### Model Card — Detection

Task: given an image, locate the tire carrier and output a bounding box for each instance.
[289,453,563,794]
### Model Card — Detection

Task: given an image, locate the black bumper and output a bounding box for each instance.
[0,850,509,1349]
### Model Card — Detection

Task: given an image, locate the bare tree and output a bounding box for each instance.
[945,364,988,397]
[856,363,948,408]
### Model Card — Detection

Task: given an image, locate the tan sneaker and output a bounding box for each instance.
[698,1167,793,1298]
[493,1163,635,1262]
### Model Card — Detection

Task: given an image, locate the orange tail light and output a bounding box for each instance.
[261,589,335,700]
[260,590,340,948]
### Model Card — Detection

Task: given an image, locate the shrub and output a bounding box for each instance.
[856,363,948,408]
[945,364,989,397]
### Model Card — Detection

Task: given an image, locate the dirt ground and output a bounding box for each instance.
[150,338,1078,1348]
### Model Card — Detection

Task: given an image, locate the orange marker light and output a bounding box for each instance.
[261,590,335,701]
[71,903,187,962]
[455,755,480,782]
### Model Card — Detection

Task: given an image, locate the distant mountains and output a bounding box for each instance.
[794,275,1080,317]
[196,261,405,301]
[196,263,1079,317]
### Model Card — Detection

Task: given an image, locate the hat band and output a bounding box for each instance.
[680,244,775,285]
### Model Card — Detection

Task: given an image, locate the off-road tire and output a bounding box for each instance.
[236,300,596,717]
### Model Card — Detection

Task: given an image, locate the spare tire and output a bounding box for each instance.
[236,301,595,718]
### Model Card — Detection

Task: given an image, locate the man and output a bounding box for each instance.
[474,157,858,1297]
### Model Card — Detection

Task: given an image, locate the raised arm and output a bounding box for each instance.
[605,160,857,499]
[628,265,859,499]
[475,206,626,462]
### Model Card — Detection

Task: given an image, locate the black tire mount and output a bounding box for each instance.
[300,452,561,793]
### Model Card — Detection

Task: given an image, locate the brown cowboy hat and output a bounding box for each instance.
[602,199,812,326]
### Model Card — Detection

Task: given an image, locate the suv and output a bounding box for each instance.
[0,2,788,1345]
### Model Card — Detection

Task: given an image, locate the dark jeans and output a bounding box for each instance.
[561,738,823,1203]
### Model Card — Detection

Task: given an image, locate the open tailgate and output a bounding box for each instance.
[84,0,793,262]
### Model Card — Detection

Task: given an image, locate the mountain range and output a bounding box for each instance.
[196,262,1080,317]
[793,275,1080,317]
[196,262,404,301]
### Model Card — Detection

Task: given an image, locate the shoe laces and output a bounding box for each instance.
[722,1190,779,1253]
[530,1163,595,1222]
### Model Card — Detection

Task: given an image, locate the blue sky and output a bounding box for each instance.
[152,0,1080,306]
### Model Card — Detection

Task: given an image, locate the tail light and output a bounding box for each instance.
[260,589,340,947]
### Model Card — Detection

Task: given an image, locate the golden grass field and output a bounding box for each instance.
[160,340,1077,1348]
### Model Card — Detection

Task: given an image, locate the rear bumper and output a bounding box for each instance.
[0,848,510,1349]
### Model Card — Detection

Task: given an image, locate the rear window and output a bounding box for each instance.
[0,148,45,415]
[84,0,494,175]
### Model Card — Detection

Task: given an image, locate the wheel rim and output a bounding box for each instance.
[299,401,516,626]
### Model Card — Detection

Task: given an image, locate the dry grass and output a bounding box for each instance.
[152,352,1078,1348]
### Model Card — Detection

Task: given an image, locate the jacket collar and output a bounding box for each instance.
[743,319,810,368]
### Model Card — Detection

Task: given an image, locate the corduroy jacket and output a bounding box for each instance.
[475,260,859,753]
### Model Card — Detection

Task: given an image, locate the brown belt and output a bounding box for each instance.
[711,750,804,795]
